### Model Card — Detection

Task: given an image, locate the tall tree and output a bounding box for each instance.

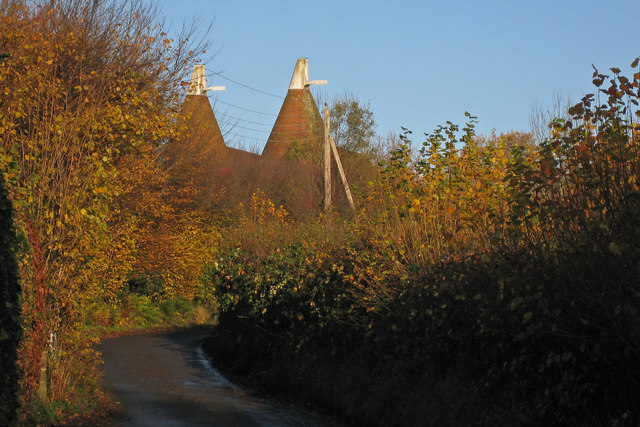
[320,91,378,159]
[529,93,572,144]
[0,0,208,409]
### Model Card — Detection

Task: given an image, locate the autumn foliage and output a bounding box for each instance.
[206,60,640,425]
[2,0,640,424]
[0,0,213,421]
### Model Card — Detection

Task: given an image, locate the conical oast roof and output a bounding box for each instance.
[178,94,226,154]
[177,64,227,155]
[262,58,325,161]
[162,67,228,193]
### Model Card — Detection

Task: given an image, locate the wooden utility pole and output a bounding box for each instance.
[330,136,355,209]
[324,103,332,210]
[323,103,355,210]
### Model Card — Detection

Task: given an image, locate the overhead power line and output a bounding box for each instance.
[225,132,323,144]
[229,123,270,133]
[223,123,324,135]
[215,73,285,100]
[224,132,266,142]
[219,115,325,132]
[217,113,273,127]
[215,99,326,119]
[215,99,277,116]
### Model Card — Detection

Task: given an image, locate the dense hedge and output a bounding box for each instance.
[204,217,640,426]
[0,174,21,426]
[204,61,640,425]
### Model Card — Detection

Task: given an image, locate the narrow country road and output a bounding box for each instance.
[99,328,330,427]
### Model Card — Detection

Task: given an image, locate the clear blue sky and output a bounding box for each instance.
[157,0,640,151]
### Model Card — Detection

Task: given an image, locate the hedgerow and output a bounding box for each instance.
[205,59,640,426]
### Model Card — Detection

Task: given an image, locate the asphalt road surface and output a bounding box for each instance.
[99,328,333,427]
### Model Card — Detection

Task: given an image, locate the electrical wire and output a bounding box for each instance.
[216,113,273,127]
[225,131,323,144]
[197,72,326,145]
[222,123,324,135]
[223,126,324,137]
[214,99,277,116]
[219,117,324,133]
[218,113,323,129]
[215,73,285,100]
[224,132,265,142]
[215,99,324,120]
[228,123,270,133]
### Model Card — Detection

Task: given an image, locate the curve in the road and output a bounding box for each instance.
[99,328,325,427]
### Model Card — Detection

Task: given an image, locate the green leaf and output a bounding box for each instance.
[509,296,524,311]
[522,312,533,323]
[608,241,622,255]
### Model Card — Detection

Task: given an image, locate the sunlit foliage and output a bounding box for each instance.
[0,0,209,419]
[209,59,640,425]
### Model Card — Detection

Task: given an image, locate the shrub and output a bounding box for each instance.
[0,171,20,425]
[206,59,640,426]
[159,299,193,318]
